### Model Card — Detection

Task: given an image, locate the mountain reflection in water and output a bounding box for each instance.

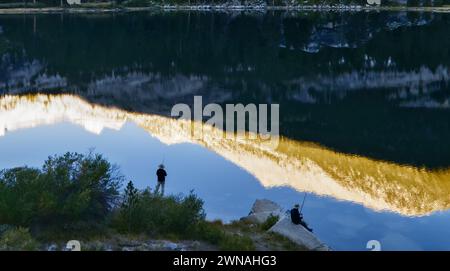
[0,11,449,168]
[1,10,450,250]
[1,94,449,217]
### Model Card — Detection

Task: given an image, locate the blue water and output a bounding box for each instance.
[2,121,450,250]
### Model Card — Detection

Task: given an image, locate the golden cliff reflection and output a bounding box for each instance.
[1,94,450,217]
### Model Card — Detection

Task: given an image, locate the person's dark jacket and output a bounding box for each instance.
[156,168,167,182]
[290,207,313,232]
[290,208,302,225]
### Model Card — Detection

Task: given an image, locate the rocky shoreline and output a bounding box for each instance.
[0,5,448,14]
[1,199,329,251]
[78,199,329,251]
[43,237,216,251]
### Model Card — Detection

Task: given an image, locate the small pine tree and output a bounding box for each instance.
[122,181,139,209]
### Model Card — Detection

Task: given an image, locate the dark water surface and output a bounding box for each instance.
[0,11,449,250]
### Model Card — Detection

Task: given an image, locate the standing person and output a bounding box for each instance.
[290,204,313,232]
[155,164,167,196]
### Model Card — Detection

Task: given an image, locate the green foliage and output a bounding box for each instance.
[407,0,420,6]
[0,155,257,250]
[196,220,225,245]
[195,222,255,251]
[260,214,279,231]
[113,185,205,237]
[113,184,254,250]
[0,152,123,233]
[433,0,449,6]
[122,181,139,209]
[218,233,254,251]
[121,0,151,7]
[0,227,39,251]
[115,181,143,232]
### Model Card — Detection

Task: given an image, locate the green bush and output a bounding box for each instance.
[195,221,225,245]
[0,152,123,233]
[113,185,205,238]
[218,233,254,251]
[0,227,39,251]
[121,0,150,7]
[195,222,255,251]
[260,214,279,231]
[0,154,258,251]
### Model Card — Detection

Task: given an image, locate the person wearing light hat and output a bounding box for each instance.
[155,164,167,196]
[290,203,313,232]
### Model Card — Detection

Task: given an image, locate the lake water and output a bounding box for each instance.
[0,11,449,251]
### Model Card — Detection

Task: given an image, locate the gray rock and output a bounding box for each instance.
[250,199,281,214]
[163,241,179,251]
[46,244,58,251]
[147,241,164,250]
[269,216,330,251]
[241,199,283,224]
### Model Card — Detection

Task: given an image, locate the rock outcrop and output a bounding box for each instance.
[241,199,284,224]
[242,199,330,251]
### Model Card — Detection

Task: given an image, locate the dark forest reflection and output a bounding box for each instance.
[0,11,449,168]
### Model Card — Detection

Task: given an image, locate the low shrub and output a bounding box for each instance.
[195,222,255,251]
[0,227,39,251]
[113,183,254,250]
[217,233,254,251]
[0,154,257,251]
[113,183,205,238]
[260,214,279,231]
